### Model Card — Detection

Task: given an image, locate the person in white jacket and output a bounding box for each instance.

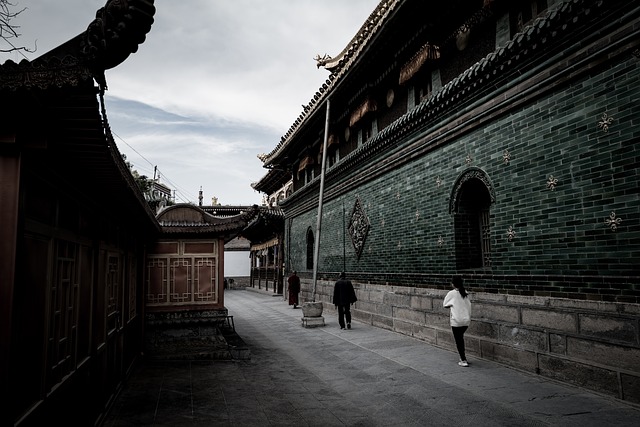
[443,276,472,367]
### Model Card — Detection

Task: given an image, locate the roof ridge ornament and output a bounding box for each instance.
[314,53,332,68]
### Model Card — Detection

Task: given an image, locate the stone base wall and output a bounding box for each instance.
[225,276,250,288]
[302,279,640,404]
[145,309,232,360]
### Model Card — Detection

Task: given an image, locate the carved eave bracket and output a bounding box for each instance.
[81,0,156,72]
[0,0,156,92]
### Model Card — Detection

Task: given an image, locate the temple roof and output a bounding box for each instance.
[0,0,159,232]
[259,0,616,170]
[260,0,399,169]
[0,0,156,90]
[250,167,291,196]
[157,205,259,241]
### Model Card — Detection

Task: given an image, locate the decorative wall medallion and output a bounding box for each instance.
[633,49,640,59]
[597,112,614,132]
[465,154,473,165]
[347,197,370,259]
[437,236,444,247]
[506,226,516,241]
[502,149,511,165]
[436,176,442,188]
[396,191,401,200]
[415,209,420,221]
[604,211,622,231]
[546,175,558,191]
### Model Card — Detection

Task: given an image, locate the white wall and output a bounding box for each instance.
[224,251,250,276]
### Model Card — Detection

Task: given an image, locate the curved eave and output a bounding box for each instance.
[263,0,610,169]
[251,168,291,195]
[263,0,400,168]
[0,0,156,90]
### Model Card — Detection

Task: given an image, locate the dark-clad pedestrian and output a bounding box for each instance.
[333,272,357,330]
[288,270,301,309]
[443,275,472,367]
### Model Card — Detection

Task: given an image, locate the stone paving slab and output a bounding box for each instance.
[102,289,640,426]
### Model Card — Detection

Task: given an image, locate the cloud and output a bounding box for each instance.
[7,0,380,205]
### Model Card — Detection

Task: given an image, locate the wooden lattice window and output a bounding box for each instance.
[454,178,492,269]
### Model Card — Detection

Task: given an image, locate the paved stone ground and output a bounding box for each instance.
[102,288,640,426]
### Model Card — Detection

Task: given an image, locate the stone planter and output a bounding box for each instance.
[301,301,323,317]
[301,301,325,327]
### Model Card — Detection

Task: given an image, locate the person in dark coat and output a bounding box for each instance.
[333,272,357,329]
[288,271,301,308]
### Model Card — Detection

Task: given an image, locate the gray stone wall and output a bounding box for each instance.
[299,279,640,403]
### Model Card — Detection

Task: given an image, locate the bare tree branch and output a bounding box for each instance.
[1,0,35,55]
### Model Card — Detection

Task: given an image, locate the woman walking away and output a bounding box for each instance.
[443,275,471,367]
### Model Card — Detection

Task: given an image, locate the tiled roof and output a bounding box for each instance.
[157,204,259,236]
[261,0,400,167]
[262,0,611,170]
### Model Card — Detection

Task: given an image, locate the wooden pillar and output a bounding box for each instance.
[0,152,20,414]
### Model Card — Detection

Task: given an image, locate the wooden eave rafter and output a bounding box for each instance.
[399,43,440,85]
[297,156,315,173]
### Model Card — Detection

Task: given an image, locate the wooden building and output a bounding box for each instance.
[0,1,254,424]
[256,0,640,402]
[146,204,257,360]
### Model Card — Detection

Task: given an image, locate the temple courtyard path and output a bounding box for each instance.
[102,288,640,426]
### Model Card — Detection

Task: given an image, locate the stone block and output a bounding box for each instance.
[353,309,372,325]
[301,316,325,328]
[621,373,640,404]
[436,329,455,349]
[367,289,386,303]
[548,298,601,311]
[538,354,619,399]
[579,314,638,343]
[479,341,538,372]
[521,308,577,332]
[567,336,640,372]
[474,302,520,323]
[549,333,566,355]
[473,293,507,303]
[465,336,480,357]
[394,306,426,324]
[468,320,499,340]
[425,312,450,329]
[413,324,437,343]
[506,295,550,306]
[410,294,433,310]
[498,325,548,352]
[371,313,394,330]
[394,319,414,336]
[384,292,411,307]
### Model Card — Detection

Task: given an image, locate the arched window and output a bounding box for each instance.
[450,168,495,269]
[306,228,314,270]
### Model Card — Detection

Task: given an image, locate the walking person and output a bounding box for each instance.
[443,275,472,367]
[288,270,301,309]
[333,272,357,330]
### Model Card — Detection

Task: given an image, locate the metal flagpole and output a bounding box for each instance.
[311,98,330,301]
[343,202,346,273]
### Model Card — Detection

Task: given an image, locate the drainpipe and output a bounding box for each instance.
[311,98,330,301]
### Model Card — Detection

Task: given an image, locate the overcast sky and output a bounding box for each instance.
[5,0,379,205]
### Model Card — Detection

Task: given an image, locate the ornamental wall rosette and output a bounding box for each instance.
[348,197,370,260]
